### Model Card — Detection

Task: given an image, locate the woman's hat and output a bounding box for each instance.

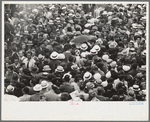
[41,80,49,88]
[50,51,59,59]
[57,54,65,60]
[93,73,102,82]
[33,84,42,91]
[80,43,88,51]
[55,66,64,72]
[43,65,51,71]
[75,13,81,18]
[83,72,92,81]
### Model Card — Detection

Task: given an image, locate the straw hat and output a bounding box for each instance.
[33,84,42,91]
[41,80,49,89]
[50,52,59,59]
[55,66,64,72]
[80,43,88,51]
[43,65,51,71]
[83,72,92,81]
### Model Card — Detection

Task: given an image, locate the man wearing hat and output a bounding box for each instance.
[30,84,43,101]
[4,85,20,101]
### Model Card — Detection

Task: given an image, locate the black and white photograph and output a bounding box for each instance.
[1,1,149,121]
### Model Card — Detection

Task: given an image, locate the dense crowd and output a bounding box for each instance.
[4,4,146,101]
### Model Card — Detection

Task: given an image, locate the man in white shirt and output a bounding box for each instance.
[23,51,36,71]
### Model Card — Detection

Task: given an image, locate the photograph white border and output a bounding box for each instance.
[1,1,149,121]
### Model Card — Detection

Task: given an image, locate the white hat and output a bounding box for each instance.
[93,73,101,82]
[6,85,14,93]
[141,50,146,56]
[57,54,65,59]
[41,80,49,88]
[50,52,59,59]
[96,38,103,45]
[132,85,140,91]
[93,45,101,52]
[38,54,44,60]
[102,55,109,61]
[33,84,42,91]
[102,11,107,15]
[123,65,130,72]
[71,64,80,70]
[110,61,117,68]
[107,59,113,63]
[80,43,88,51]
[55,66,64,72]
[43,65,51,71]
[32,9,38,13]
[106,71,111,78]
[90,48,98,55]
[83,72,92,81]
[101,81,108,87]
[63,73,72,79]
[82,29,90,34]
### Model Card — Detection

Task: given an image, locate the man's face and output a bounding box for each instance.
[7,68,12,74]
[14,59,19,64]
[27,53,31,59]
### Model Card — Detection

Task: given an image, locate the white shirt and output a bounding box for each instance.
[23,58,36,71]
[4,94,20,102]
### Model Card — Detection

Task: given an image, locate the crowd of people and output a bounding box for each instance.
[4,4,146,101]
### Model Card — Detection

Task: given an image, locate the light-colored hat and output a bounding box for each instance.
[6,85,14,93]
[102,55,109,61]
[50,52,59,59]
[63,73,72,79]
[90,48,98,55]
[86,82,95,89]
[33,84,42,91]
[141,50,146,56]
[93,45,101,52]
[96,38,103,45]
[123,65,130,72]
[109,42,117,48]
[43,65,51,71]
[110,61,117,68]
[38,54,44,60]
[41,80,49,88]
[83,72,92,81]
[55,66,64,72]
[107,59,113,63]
[139,65,146,71]
[71,64,80,70]
[101,81,108,87]
[106,71,111,79]
[57,54,65,59]
[132,85,140,91]
[93,73,101,82]
[82,29,90,34]
[102,11,107,15]
[80,43,88,51]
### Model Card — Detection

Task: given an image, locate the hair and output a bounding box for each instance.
[22,86,30,94]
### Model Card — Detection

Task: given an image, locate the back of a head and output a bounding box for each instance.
[22,86,30,94]
[60,92,70,101]
[97,86,105,95]
[131,63,137,69]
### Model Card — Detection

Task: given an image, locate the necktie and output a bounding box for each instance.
[27,60,30,69]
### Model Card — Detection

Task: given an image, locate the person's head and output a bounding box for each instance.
[60,92,70,101]
[7,65,13,74]
[14,58,19,64]
[97,86,105,95]
[30,78,39,86]
[131,63,137,70]
[22,86,30,94]
[111,95,119,101]
[26,51,32,59]
[128,42,134,48]
[19,50,24,57]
